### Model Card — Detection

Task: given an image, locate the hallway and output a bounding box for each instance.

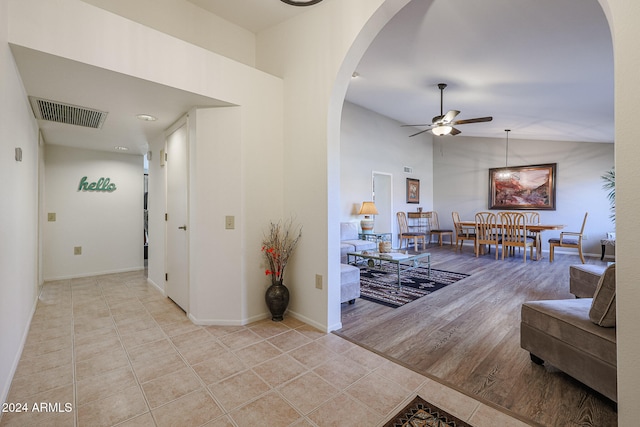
[1,270,527,426]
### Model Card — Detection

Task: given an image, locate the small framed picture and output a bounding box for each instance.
[406,178,420,204]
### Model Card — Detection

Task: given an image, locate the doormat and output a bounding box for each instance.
[359,265,469,308]
[384,395,473,427]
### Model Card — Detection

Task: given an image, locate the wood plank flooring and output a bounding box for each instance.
[337,243,617,427]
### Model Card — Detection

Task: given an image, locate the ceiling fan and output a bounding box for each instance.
[403,83,493,137]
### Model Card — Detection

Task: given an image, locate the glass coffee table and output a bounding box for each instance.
[347,250,431,289]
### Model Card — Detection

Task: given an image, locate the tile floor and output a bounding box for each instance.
[1,270,530,426]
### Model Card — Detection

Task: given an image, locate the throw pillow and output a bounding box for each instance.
[589,263,616,327]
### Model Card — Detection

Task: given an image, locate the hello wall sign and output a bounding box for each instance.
[78,176,117,192]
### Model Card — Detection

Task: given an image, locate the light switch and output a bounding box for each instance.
[225,216,235,230]
[48,213,56,222]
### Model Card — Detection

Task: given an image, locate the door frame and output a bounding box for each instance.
[372,171,393,245]
[164,114,190,312]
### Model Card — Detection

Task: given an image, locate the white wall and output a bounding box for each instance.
[9,0,284,326]
[0,0,41,404]
[340,102,614,257]
[43,145,144,279]
[256,0,411,332]
[341,102,434,248]
[432,136,614,255]
[79,0,256,67]
[602,1,640,422]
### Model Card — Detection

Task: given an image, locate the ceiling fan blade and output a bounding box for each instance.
[442,110,460,123]
[450,127,462,135]
[401,124,431,127]
[453,116,493,125]
[408,129,430,137]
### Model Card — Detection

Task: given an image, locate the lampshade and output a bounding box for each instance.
[432,125,453,136]
[358,201,378,234]
[358,202,379,216]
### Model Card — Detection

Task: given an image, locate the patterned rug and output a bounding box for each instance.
[359,264,469,308]
[384,395,473,427]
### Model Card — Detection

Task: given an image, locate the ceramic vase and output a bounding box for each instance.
[265,281,289,321]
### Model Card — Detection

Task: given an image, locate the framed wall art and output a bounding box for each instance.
[488,163,556,210]
[406,178,420,204]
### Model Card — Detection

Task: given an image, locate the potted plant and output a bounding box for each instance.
[601,167,615,222]
[261,218,302,321]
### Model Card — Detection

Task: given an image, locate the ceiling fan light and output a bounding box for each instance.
[432,125,452,136]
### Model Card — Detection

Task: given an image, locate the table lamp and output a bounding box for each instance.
[358,201,378,234]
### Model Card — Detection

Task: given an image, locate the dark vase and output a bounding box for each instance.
[265,281,289,321]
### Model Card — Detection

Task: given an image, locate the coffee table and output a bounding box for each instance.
[347,250,431,289]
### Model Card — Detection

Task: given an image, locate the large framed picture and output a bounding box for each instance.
[406,178,420,204]
[489,163,556,210]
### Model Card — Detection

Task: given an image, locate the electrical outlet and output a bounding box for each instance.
[74,246,82,255]
[48,212,56,222]
[315,274,323,290]
[582,234,588,240]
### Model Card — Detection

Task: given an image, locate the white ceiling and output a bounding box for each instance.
[346,0,614,143]
[10,0,614,158]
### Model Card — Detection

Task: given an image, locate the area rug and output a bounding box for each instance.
[384,395,473,427]
[359,264,469,308]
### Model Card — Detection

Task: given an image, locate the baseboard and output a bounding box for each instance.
[0,293,38,408]
[146,277,165,295]
[43,267,145,282]
[188,312,269,326]
[287,310,338,333]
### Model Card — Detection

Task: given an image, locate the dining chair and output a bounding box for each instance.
[475,212,500,259]
[397,212,427,251]
[499,212,535,263]
[427,211,453,246]
[549,212,588,263]
[523,211,541,257]
[452,211,476,254]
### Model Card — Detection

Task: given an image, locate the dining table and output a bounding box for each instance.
[458,220,565,261]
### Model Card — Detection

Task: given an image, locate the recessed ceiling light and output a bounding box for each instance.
[280,0,323,6]
[114,146,129,151]
[136,114,157,121]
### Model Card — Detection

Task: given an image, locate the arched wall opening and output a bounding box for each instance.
[327,0,640,424]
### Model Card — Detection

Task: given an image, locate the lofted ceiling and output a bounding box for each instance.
[11,0,613,158]
[346,0,613,143]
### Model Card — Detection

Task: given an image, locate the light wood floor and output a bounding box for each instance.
[337,243,617,427]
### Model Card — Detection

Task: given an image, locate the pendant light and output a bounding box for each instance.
[497,129,511,179]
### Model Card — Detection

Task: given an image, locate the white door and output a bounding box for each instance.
[166,122,189,312]
[373,172,393,243]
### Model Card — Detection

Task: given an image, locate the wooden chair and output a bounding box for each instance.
[397,212,427,251]
[523,211,541,258]
[452,211,476,254]
[427,211,453,246]
[549,212,588,263]
[499,212,535,263]
[475,212,500,259]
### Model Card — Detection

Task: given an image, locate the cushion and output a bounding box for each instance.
[340,222,359,241]
[589,264,616,327]
[569,264,606,298]
[549,237,579,245]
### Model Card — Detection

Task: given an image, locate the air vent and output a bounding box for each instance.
[404,166,413,173]
[29,97,107,129]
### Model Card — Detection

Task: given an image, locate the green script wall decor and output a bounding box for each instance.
[78,176,117,192]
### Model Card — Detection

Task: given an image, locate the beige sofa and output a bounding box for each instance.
[570,264,607,298]
[340,222,376,263]
[520,264,617,402]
